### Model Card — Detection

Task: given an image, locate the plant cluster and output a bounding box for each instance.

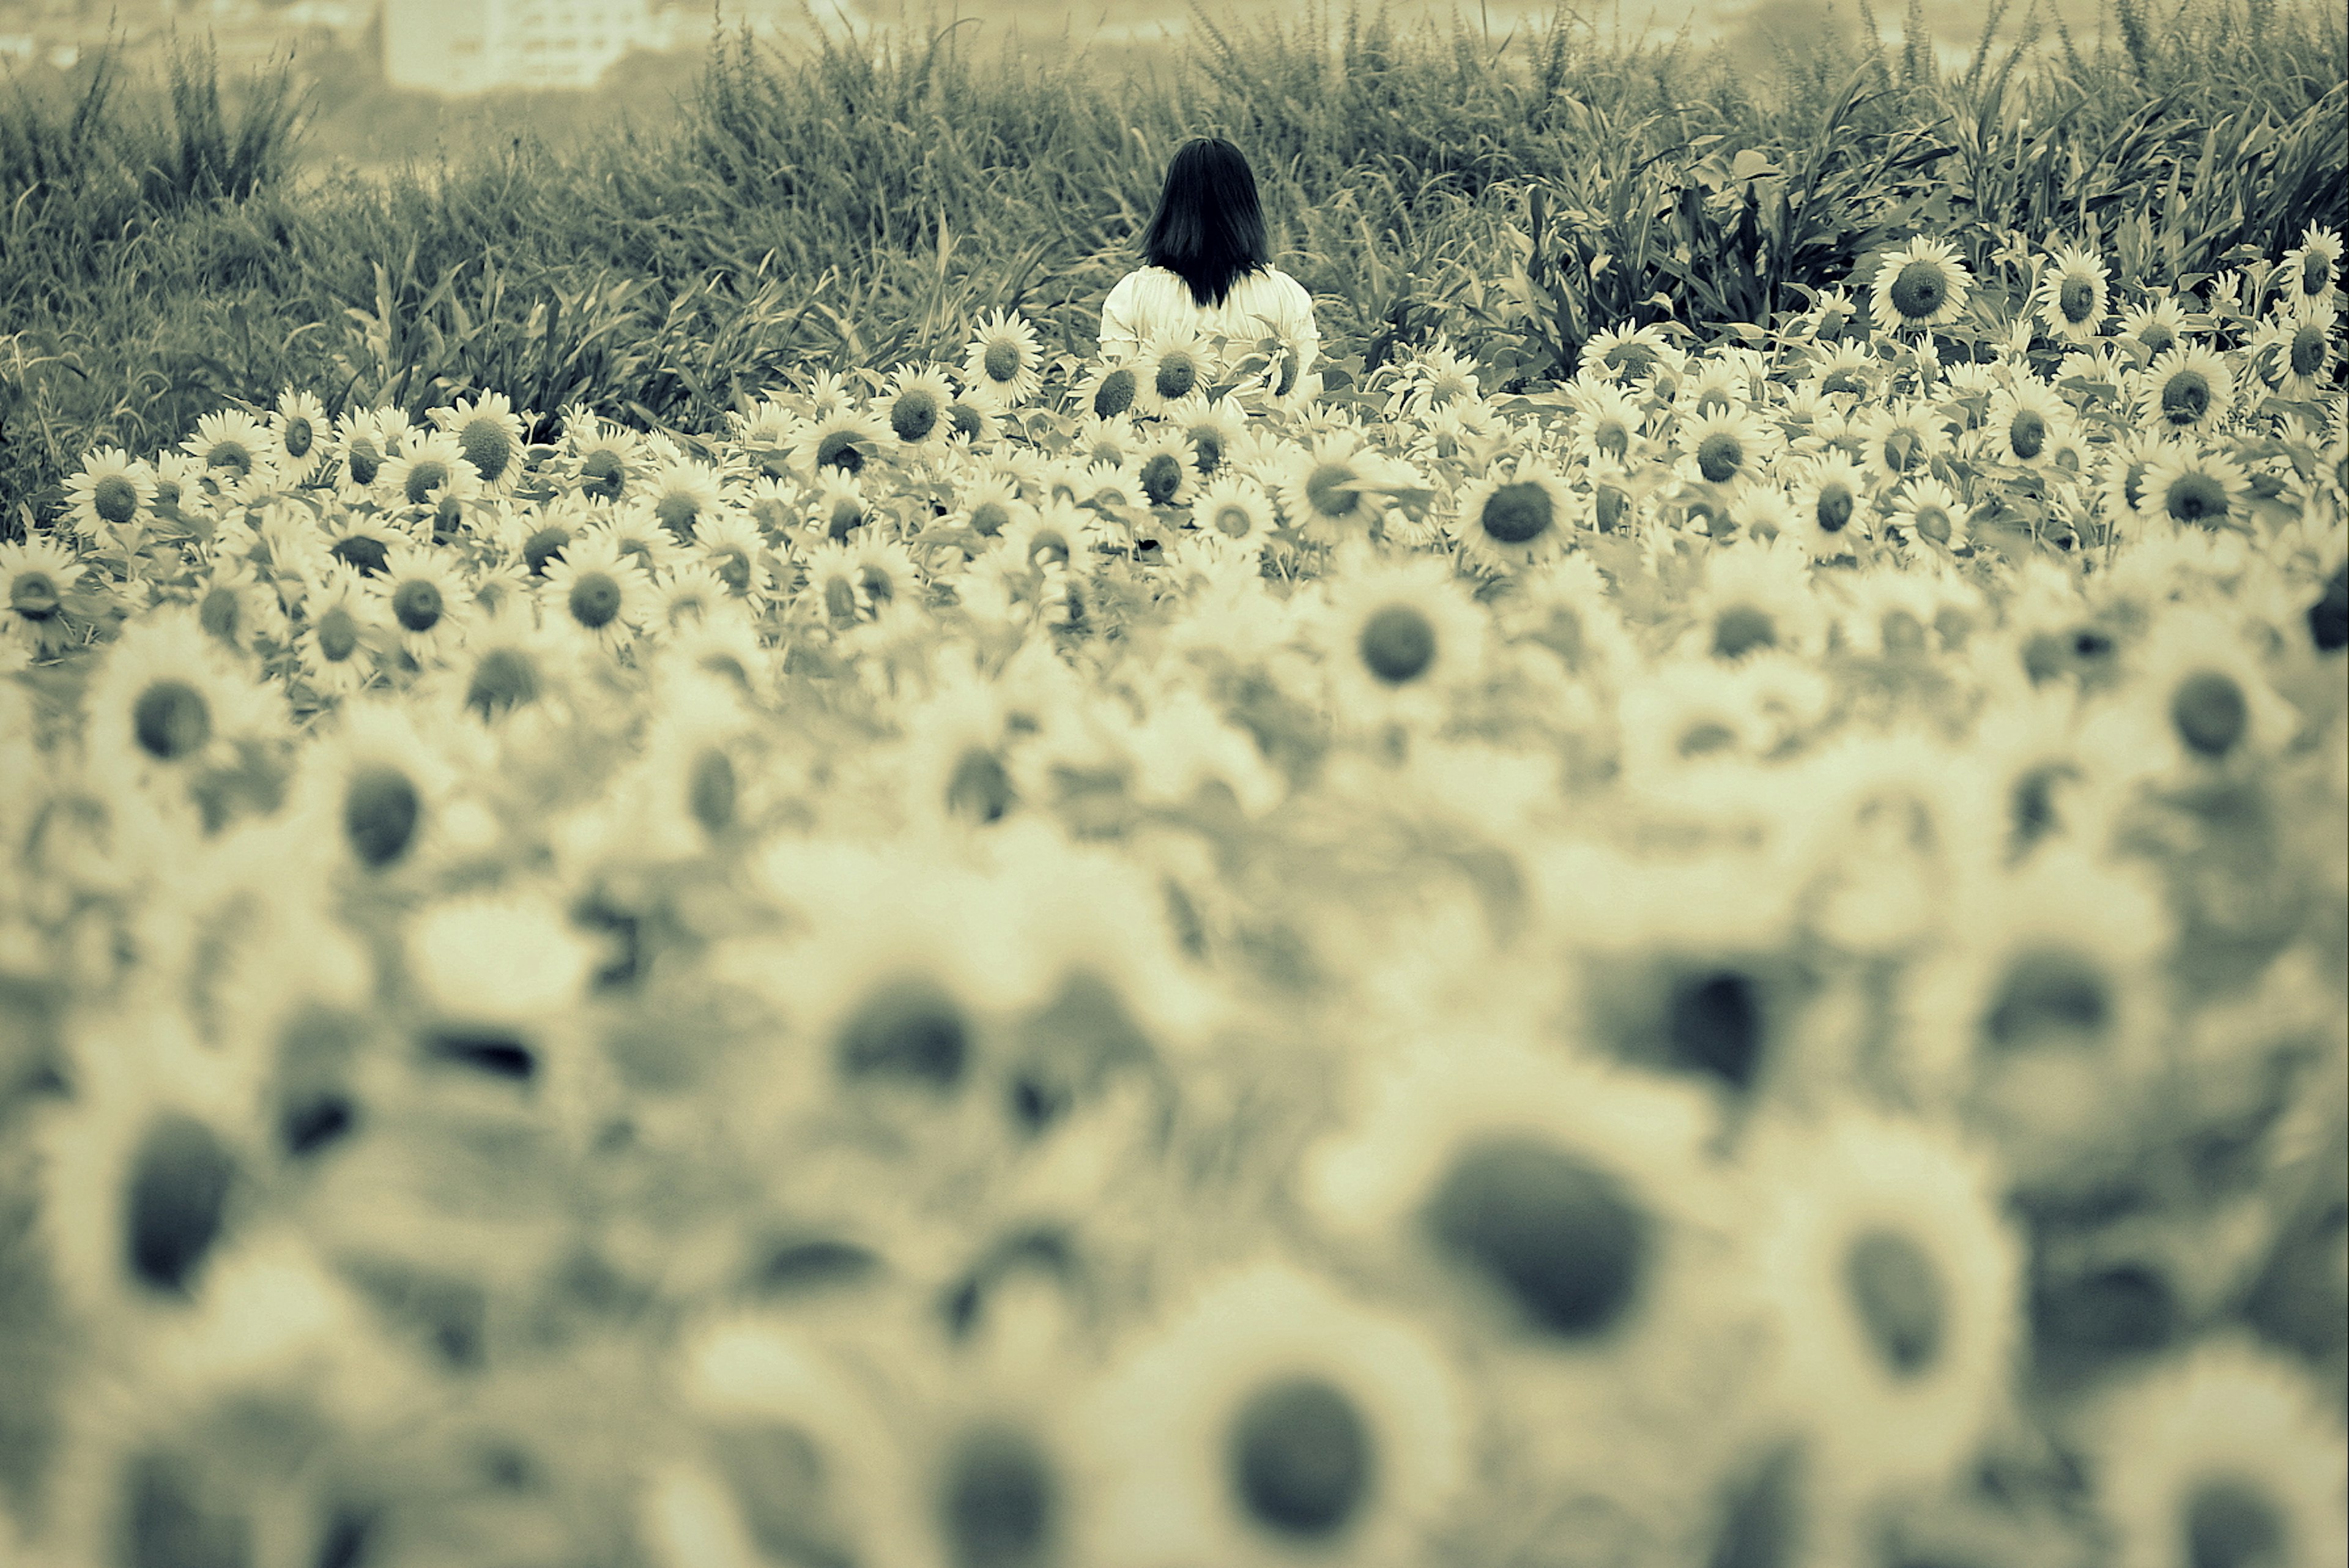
[0,229,2343,1564]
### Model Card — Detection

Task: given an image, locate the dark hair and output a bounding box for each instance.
[1141,137,1271,310]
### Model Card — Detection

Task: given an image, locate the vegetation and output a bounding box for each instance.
[2,0,2343,530]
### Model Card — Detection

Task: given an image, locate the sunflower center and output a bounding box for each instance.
[1304,462,1361,518]
[198,585,241,641]
[2171,668,2248,757]
[281,415,316,459]
[92,474,142,524]
[1679,719,1738,757]
[10,571,60,620]
[892,390,941,444]
[403,459,450,505]
[688,747,736,834]
[1425,1135,1649,1338]
[1227,1377,1372,1540]
[2184,1474,2287,1568]
[1272,354,1299,398]
[947,747,1014,823]
[2057,275,2097,324]
[1190,428,1224,475]
[133,680,212,760]
[2139,322,2176,358]
[1882,429,1922,474]
[1695,432,1745,485]
[968,500,1011,537]
[2287,325,2327,378]
[392,579,444,632]
[653,492,700,540]
[579,449,626,499]
[2121,459,2152,512]
[1815,486,1854,533]
[1594,483,1628,531]
[1712,604,1776,659]
[2159,370,2211,425]
[1139,453,1185,507]
[2300,250,2331,296]
[1212,503,1255,537]
[344,765,420,868]
[206,440,253,478]
[2164,472,2229,526]
[124,1112,236,1295]
[1888,260,1948,321]
[467,647,540,718]
[815,430,865,474]
[837,975,968,1088]
[946,401,985,442]
[1911,503,1954,545]
[346,437,384,488]
[523,526,571,576]
[1154,354,1199,402]
[940,1425,1056,1568]
[1603,341,1656,376]
[1349,603,1434,684]
[826,497,864,541]
[1984,948,2109,1049]
[1822,368,1866,396]
[1595,419,1630,458]
[1666,968,1765,1088]
[983,341,1025,382]
[2008,409,2047,459]
[1093,366,1138,420]
[1842,1228,1946,1379]
[315,605,360,662]
[566,571,623,630]
[1482,480,1555,544]
[823,578,859,621]
[709,547,752,593]
[458,417,515,483]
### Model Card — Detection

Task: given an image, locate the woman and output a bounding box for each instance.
[1099,137,1318,392]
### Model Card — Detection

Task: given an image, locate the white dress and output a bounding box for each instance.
[1097,264,1319,378]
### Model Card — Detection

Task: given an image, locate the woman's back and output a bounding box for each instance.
[1099,263,1319,374]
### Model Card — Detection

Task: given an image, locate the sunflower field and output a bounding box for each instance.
[3,5,2349,1568]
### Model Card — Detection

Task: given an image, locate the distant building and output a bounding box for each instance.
[381,0,661,94]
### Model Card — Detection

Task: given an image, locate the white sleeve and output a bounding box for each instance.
[1099,272,1144,362]
[1285,274,1319,377]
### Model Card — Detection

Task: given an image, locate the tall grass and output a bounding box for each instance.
[2,0,2342,533]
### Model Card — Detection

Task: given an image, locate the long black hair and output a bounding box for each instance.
[1140,136,1271,310]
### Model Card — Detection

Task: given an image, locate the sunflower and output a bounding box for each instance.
[1675,404,1779,489]
[642,458,729,544]
[291,562,382,698]
[2276,221,2343,322]
[797,539,872,630]
[1189,472,1278,545]
[1452,458,1576,568]
[2033,243,2111,346]
[603,497,693,575]
[539,528,652,654]
[1805,339,1880,402]
[82,609,273,795]
[189,555,286,656]
[1856,401,1947,488]
[946,473,1032,549]
[1675,356,1754,423]
[1980,377,2072,470]
[1748,1109,2021,1514]
[875,363,958,456]
[2139,446,2252,533]
[376,429,483,513]
[1884,476,1971,555]
[1130,429,1197,511]
[325,407,394,496]
[1559,379,1646,468]
[317,507,407,580]
[1312,552,1487,730]
[563,411,650,502]
[792,405,889,481]
[1131,324,1221,417]
[1787,453,1874,559]
[1075,359,1144,423]
[1581,321,1686,385]
[2087,1339,2348,1568]
[1072,412,1141,472]
[664,609,774,704]
[1869,236,1972,333]
[1687,538,1832,664]
[1158,395,1247,483]
[430,390,530,492]
[0,534,91,657]
[941,387,1001,450]
[179,407,283,502]
[2136,343,2236,435]
[377,540,470,663]
[686,510,774,607]
[1726,479,1802,548]
[1269,429,1387,547]
[1386,337,1483,419]
[2082,604,2299,781]
[2098,430,2182,535]
[954,308,1048,412]
[1077,1262,1468,1568]
[2118,295,2192,364]
[61,445,155,541]
[2258,300,2339,401]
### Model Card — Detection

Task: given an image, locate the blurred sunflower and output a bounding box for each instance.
[642,458,729,544]
[1856,401,1948,488]
[2086,1339,2347,1568]
[2033,243,2111,346]
[0,534,92,657]
[377,540,471,664]
[1869,236,1972,333]
[1567,377,1650,466]
[2276,221,2343,322]
[291,562,383,699]
[377,429,483,515]
[1271,429,1387,547]
[2139,445,2252,532]
[1189,472,1278,544]
[82,608,275,793]
[2136,344,2236,435]
[1687,538,1830,663]
[793,405,889,481]
[806,470,872,545]
[1312,551,1487,730]
[1163,394,1248,482]
[564,411,650,502]
[1676,404,1779,489]
[1884,477,1972,556]
[1786,452,1874,559]
[445,597,565,726]
[179,407,283,502]
[963,308,1048,409]
[1078,1262,1469,1568]
[798,539,872,630]
[539,528,652,655]
[190,555,287,656]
